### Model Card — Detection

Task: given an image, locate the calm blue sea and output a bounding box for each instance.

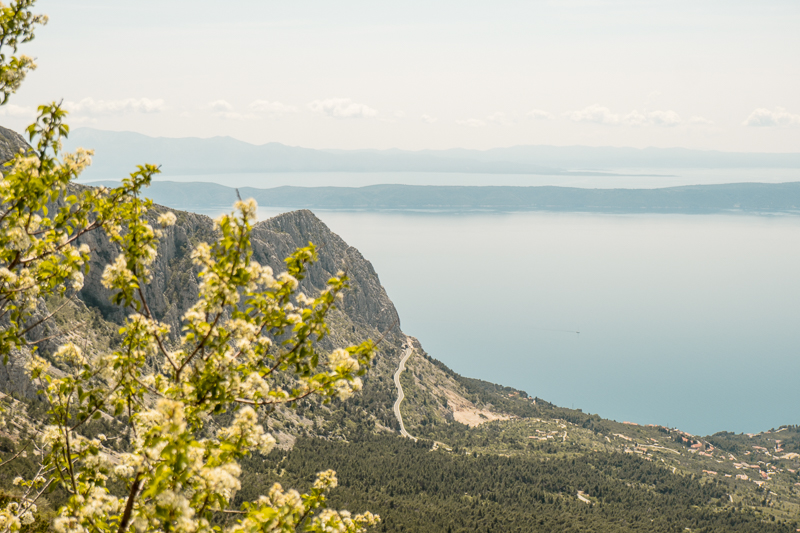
[153,168,800,437]
[179,207,798,437]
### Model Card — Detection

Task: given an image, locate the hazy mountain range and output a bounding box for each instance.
[66,128,800,179]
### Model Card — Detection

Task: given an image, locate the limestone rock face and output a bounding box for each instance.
[0,130,451,434]
[0,176,491,436]
[0,125,28,163]
[252,210,401,335]
[77,209,211,333]
[77,206,401,343]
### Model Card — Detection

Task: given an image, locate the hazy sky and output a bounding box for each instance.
[2,0,798,151]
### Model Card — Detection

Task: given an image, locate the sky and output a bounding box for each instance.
[1,0,798,152]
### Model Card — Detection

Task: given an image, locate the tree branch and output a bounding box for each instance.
[117,471,143,533]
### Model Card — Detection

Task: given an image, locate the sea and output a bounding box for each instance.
[87,168,800,436]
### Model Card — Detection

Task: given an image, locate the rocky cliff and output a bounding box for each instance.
[1,187,509,437]
[0,124,28,163]
[0,119,521,437]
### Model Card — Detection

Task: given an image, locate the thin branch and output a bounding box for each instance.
[294,506,315,533]
[135,284,177,371]
[68,383,122,432]
[178,218,248,377]
[18,477,54,519]
[0,197,25,227]
[0,439,31,468]
[176,311,222,378]
[16,220,102,266]
[262,291,340,379]
[116,471,143,533]
[24,331,68,345]
[19,296,74,336]
[234,388,316,407]
[372,316,400,350]
[62,417,78,494]
[0,464,54,533]
[129,376,167,401]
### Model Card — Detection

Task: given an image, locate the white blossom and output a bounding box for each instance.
[62,148,94,174]
[217,407,275,454]
[241,372,270,399]
[70,271,84,291]
[24,355,50,376]
[329,349,359,373]
[313,470,338,490]
[100,254,134,289]
[157,211,177,227]
[234,198,258,221]
[277,272,299,289]
[6,226,29,250]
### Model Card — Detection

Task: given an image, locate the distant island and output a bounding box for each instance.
[88,180,800,214]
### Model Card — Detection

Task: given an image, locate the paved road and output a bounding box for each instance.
[392,339,417,441]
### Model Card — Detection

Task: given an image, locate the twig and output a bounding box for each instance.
[117,471,143,533]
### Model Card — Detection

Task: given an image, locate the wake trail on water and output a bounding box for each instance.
[529,327,580,335]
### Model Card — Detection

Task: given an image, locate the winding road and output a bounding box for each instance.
[392,339,417,441]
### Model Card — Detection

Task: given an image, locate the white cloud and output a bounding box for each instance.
[623,109,682,127]
[645,109,682,127]
[420,114,437,124]
[0,104,37,118]
[688,116,714,125]
[565,104,620,125]
[645,91,662,103]
[526,109,553,120]
[207,100,234,113]
[248,100,297,116]
[217,112,258,121]
[205,100,257,120]
[66,116,99,125]
[456,118,486,128]
[486,112,514,126]
[393,110,405,118]
[622,110,648,126]
[742,107,800,127]
[307,98,377,119]
[66,97,166,116]
[567,105,682,127]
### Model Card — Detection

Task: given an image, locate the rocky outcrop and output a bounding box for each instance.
[0,125,28,164]
[0,161,481,434]
[77,208,212,332]
[76,206,401,343]
[252,210,401,335]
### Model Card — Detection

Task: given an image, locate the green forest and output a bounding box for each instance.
[238,435,796,533]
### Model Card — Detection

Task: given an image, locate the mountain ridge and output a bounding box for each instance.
[64,127,800,179]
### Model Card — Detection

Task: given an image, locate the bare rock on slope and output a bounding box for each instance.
[0,125,28,164]
[252,209,401,335]
[77,206,401,343]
